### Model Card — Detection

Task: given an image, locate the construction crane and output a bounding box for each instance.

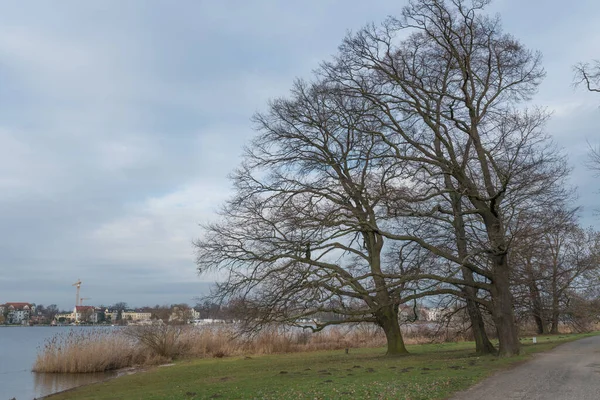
[72,279,82,309]
[79,297,91,306]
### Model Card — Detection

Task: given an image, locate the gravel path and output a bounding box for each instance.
[450,335,600,400]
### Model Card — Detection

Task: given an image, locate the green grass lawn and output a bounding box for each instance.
[48,333,597,400]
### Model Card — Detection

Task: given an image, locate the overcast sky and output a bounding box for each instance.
[0,0,598,310]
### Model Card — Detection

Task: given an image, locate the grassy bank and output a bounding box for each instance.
[47,332,597,400]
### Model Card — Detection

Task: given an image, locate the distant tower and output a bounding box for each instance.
[72,279,82,309]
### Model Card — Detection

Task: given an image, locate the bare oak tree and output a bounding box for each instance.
[195,81,424,355]
[195,0,572,358]
[318,0,568,356]
[511,204,600,334]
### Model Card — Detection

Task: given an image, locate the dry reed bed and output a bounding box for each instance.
[33,323,462,374]
[33,329,140,373]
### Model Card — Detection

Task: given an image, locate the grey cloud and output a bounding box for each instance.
[0,0,598,309]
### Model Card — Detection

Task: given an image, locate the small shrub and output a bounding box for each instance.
[213,350,226,358]
[124,324,184,358]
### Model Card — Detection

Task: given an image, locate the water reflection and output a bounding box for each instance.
[34,371,117,398]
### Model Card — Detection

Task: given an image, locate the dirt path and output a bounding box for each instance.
[450,335,600,400]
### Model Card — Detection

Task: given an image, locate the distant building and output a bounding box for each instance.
[104,310,117,322]
[395,304,448,323]
[0,302,36,324]
[193,318,226,325]
[74,306,100,323]
[102,309,152,324]
[398,304,420,321]
[122,310,152,322]
[52,306,102,324]
[424,307,445,322]
[54,312,74,323]
[169,305,195,324]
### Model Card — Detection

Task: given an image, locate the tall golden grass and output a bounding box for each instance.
[32,323,470,373]
[33,329,141,373]
[180,324,387,358]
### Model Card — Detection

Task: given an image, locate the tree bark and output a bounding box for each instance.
[491,266,520,357]
[550,264,560,334]
[528,281,546,334]
[364,228,409,356]
[522,256,547,335]
[375,304,409,356]
[550,306,560,334]
[447,182,496,355]
[464,284,497,355]
[468,193,520,357]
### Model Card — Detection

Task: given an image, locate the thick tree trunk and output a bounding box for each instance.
[550,309,560,334]
[375,304,409,356]
[475,207,520,357]
[534,317,545,335]
[464,292,497,355]
[533,309,546,335]
[460,264,496,355]
[491,268,520,357]
[550,271,560,334]
[461,268,496,355]
[528,282,546,334]
[363,228,408,356]
[448,185,496,355]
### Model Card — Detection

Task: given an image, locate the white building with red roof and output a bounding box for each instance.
[73,305,99,323]
[0,302,36,324]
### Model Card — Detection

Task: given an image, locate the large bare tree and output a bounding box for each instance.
[509,205,600,334]
[196,0,571,358]
[318,0,569,356]
[195,81,432,355]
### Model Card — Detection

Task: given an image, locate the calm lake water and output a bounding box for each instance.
[0,326,117,400]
